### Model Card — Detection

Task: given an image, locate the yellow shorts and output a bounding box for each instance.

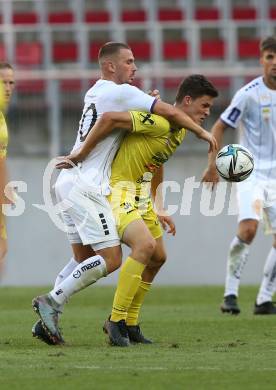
[108,191,163,240]
[0,211,7,240]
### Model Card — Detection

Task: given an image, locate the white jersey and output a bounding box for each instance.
[221,76,276,180]
[70,79,156,195]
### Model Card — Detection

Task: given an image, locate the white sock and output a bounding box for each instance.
[54,258,79,288]
[49,255,107,306]
[256,247,276,305]
[224,236,249,297]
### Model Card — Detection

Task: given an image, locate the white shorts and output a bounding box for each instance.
[55,170,120,250]
[237,176,276,234]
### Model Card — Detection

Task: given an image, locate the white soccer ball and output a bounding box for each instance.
[216,144,254,182]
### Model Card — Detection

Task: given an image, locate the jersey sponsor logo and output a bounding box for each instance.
[227,107,241,123]
[139,113,155,125]
[260,95,272,120]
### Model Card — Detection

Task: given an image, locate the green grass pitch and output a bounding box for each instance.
[1,285,276,390]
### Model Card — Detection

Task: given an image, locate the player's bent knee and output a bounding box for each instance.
[238,220,258,243]
[239,226,257,243]
[130,238,156,264]
[140,238,156,258]
[158,253,167,266]
[149,253,167,270]
[107,257,122,273]
[99,256,122,274]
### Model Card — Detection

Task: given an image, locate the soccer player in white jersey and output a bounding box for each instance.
[202,36,276,315]
[32,42,217,345]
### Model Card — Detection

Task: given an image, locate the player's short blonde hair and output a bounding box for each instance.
[98,42,131,62]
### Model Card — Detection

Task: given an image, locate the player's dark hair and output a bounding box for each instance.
[260,36,276,53]
[0,62,13,71]
[98,42,131,61]
[175,74,218,103]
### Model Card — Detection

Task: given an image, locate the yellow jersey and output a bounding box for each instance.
[0,111,8,239]
[0,111,8,159]
[110,111,186,195]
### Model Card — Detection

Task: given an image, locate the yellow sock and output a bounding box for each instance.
[126,280,151,326]
[111,257,146,322]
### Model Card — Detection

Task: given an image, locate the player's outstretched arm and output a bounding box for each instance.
[201,119,228,189]
[152,100,218,152]
[56,112,133,169]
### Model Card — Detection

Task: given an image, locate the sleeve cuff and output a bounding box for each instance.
[150,98,158,113]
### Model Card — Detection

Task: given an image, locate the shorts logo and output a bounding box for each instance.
[55,289,63,295]
[73,270,81,278]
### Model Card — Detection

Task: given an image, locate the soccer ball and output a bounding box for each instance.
[216,144,254,182]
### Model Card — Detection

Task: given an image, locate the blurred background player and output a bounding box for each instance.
[0,63,15,275]
[202,36,276,315]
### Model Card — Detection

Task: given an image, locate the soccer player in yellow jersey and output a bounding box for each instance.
[0,63,15,274]
[58,75,218,346]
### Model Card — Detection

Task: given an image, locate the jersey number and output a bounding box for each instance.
[79,103,97,142]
